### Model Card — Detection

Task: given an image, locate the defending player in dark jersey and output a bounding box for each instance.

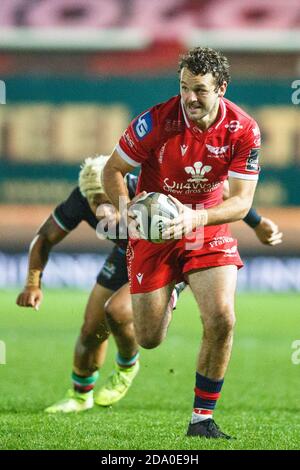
[16,156,141,412]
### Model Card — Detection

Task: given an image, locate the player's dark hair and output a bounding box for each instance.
[179,47,231,90]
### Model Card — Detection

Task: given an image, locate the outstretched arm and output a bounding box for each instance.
[16,216,67,310]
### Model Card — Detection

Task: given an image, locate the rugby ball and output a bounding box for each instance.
[130,192,179,243]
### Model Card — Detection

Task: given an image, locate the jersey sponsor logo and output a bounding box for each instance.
[246,148,260,172]
[184,162,212,182]
[205,144,229,157]
[225,120,243,133]
[163,178,221,194]
[133,111,153,140]
[180,144,188,156]
[136,273,144,284]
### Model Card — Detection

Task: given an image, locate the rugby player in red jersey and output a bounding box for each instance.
[103,47,282,438]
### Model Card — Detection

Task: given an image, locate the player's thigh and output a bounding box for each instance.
[82,283,114,333]
[187,265,237,325]
[105,282,132,323]
[131,281,175,331]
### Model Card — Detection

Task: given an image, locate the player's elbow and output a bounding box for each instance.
[235,196,254,220]
[222,180,230,200]
[102,159,112,186]
[240,205,251,219]
[103,158,121,191]
[31,233,53,252]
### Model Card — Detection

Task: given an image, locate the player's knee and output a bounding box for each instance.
[204,305,235,340]
[105,297,122,322]
[80,331,99,348]
[135,329,161,349]
[218,314,235,339]
[138,337,161,349]
[104,298,132,330]
[80,325,108,347]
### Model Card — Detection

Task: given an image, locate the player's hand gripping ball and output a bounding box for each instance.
[130,192,179,243]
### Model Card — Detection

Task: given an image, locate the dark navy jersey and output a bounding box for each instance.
[52,173,137,234]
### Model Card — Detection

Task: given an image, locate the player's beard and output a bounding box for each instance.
[185,99,219,127]
[186,105,207,121]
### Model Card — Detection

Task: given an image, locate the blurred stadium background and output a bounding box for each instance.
[0,0,299,291]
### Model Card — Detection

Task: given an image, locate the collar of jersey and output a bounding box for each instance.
[180,98,227,137]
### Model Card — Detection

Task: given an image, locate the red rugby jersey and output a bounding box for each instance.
[116,95,260,208]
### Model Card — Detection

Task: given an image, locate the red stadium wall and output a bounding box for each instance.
[1,0,299,29]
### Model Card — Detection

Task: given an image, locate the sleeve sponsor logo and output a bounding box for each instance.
[252,126,261,146]
[246,148,260,172]
[133,111,153,140]
[124,130,136,149]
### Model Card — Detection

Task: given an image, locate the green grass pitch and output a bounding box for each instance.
[0,289,299,450]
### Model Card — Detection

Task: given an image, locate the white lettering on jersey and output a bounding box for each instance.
[223,246,238,257]
[124,130,135,149]
[209,236,234,248]
[252,126,261,146]
[163,178,221,194]
[158,143,166,164]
